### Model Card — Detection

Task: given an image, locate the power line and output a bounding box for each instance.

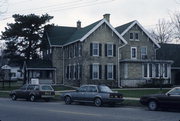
[0,0,116,21]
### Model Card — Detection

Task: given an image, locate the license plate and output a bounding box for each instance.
[45,92,51,95]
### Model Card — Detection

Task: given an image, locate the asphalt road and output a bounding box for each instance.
[0,98,180,121]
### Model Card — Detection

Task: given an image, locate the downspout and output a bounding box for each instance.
[62,46,64,85]
[117,43,127,88]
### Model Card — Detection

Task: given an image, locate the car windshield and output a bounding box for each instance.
[167,88,180,95]
[99,85,113,93]
[41,85,53,91]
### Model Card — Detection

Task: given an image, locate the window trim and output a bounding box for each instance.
[141,46,147,59]
[131,47,137,59]
[107,63,114,80]
[92,63,99,80]
[129,32,134,40]
[107,43,114,57]
[135,32,139,41]
[92,43,99,56]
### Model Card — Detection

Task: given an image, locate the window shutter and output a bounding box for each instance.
[99,44,102,56]
[90,43,93,56]
[105,65,107,79]
[105,44,107,56]
[113,44,116,57]
[90,64,92,79]
[113,65,116,79]
[99,65,102,79]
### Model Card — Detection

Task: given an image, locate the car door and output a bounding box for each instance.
[72,86,88,101]
[26,85,35,98]
[85,86,98,102]
[166,88,180,107]
[16,85,28,98]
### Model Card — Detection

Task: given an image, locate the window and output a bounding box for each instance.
[135,33,139,40]
[164,64,168,77]
[149,64,153,77]
[88,86,97,92]
[143,63,153,78]
[92,64,99,79]
[141,47,147,59]
[92,43,99,56]
[107,44,113,57]
[155,64,159,77]
[143,64,148,77]
[130,33,133,40]
[11,73,16,77]
[107,64,113,80]
[131,47,137,59]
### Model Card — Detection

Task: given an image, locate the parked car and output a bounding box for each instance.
[10,84,55,102]
[140,87,180,111]
[62,85,124,107]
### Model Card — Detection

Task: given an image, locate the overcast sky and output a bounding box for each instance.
[0,0,180,35]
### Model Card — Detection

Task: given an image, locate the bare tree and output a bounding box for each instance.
[170,11,180,42]
[150,19,173,43]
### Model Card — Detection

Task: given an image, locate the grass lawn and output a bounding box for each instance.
[115,89,170,98]
[0,92,10,98]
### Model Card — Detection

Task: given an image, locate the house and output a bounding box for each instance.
[115,21,173,87]
[27,14,173,87]
[23,59,56,84]
[157,43,180,85]
[1,63,23,81]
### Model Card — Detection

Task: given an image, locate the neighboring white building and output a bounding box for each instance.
[1,64,23,80]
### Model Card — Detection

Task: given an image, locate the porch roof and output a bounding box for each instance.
[26,60,56,70]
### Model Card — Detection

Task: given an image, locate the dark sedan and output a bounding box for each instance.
[140,87,180,111]
[62,85,124,107]
[10,84,55,102]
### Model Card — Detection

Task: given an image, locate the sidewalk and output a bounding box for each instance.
[0,90,140,101]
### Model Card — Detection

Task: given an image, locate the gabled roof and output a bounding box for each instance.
[115,20,160,48]
[25,59,55,69]
[45,19,127,47]
[115,21,135,34]
[45,26,77,46]
[157,43,180,68]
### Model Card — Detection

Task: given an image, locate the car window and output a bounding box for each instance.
[99,85,113,93]
[168,88,180,95]
[87,86,97,92]
[27,85,35,90]
[20,85,27,90]
[78,86,88,92]
[41,85,53,91]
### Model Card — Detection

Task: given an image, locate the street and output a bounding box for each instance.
[0,98,180,121]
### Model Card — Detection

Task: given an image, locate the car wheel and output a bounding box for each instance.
[30,95,36,102]
[11,94,17,101]
[148,100,158,111]
[64,96,72,105]
[94,98,102,107]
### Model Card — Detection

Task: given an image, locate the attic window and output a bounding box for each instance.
[130,33,133,40]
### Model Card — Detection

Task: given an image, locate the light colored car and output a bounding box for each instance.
[62,85,124,107]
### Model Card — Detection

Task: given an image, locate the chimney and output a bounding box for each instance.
[103,14,110,23]
[77,20,81,29]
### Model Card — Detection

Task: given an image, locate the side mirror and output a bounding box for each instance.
[167,93,171,96]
